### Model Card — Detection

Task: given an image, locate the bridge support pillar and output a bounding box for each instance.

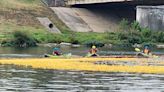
[137,6,164,31]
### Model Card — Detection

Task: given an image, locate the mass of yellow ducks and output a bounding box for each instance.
[0,57,164,74]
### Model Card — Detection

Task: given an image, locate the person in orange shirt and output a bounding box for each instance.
[143,46,151,55]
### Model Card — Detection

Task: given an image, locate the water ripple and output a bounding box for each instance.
[1,65,164,92]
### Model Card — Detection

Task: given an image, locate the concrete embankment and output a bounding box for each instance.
[51,3,136,32]
[51,7,93,32]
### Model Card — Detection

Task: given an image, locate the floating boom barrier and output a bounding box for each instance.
[0,57,164,74]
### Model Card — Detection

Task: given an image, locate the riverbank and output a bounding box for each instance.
[1,19,164,48]
[0,0,163,47]
[1,30,164,48]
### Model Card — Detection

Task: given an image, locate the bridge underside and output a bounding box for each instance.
[64,3,137,32]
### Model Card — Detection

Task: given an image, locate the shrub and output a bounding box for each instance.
[119,19,130,31]
[131,21,141,31]
[69,33,79,44]
[113,19,164,45]
[105,32,118,40]
[141,28,152,38]
[155,31,164,43]
[0,39,14,47]
[84,40,104,47]
[12,31,36,47]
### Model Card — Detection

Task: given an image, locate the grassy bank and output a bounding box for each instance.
[0,0,107,47]
[0,0,71,44]
[0,0,164,47]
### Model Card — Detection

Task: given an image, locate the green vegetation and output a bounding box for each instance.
[0,0,163,47]
[13,31,36,47]
[106,19,164,46]
[0,0,71,47]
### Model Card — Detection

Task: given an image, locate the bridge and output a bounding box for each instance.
[66,0,164,5]
[42,0,164,7]
[66,0,132,5]
[42,0,164,32]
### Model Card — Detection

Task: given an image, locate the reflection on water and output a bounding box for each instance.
[0,46,89,58]
[0,65,164,92]
[0,46,164,58]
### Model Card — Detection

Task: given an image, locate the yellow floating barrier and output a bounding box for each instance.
[0,57,164,74]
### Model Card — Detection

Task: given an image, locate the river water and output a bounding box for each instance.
[0,46,163,58]
[0,46,164,92]
[0,65,164,92]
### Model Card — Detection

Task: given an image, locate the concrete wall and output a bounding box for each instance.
[37,17,61,34]
[137,6,164,31]
[50,4,136,32]
[51,7,93,32]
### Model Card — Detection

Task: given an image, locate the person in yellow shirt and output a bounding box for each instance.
[89,45,98,57]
